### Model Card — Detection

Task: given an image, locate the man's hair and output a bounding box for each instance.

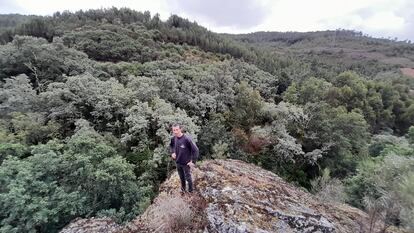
[172,123,182,129]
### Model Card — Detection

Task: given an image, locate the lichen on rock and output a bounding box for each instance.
[61,159,394,233]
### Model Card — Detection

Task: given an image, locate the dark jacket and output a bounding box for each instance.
[169,134,199,165]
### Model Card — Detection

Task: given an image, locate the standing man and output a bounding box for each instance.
[169,123,199,193]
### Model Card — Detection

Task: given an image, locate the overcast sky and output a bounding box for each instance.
[1,0,413,41]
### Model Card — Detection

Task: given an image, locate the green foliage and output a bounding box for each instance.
[121,101,152,151]
[345,134,414,230]
[0,112,60,163]
[231,30,414,77]
[300,103,370,177]
[198,114,230,158]
[62,24,161,62]
[10,112,60,144]
[0,149,86,233]
[0,74,36,113]
[0,36,103,92]
[328,71,368,110]
[228,81,264,130]
[0,121,151,232]
[1,8,414,232]
[407,126,414,144]
[369,133,411,157]
[0,14,33,31]
[0,143,28,164]
[311,168,346,203]
[327,110,369,176]
[284,77,332,104]
[399,172,414,231]
[40,74,134,136]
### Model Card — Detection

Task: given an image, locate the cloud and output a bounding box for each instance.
[317,0,409,39]
[395,1,414,41]
[168,0,270,29]
[0,0,26,14]
[242,0,414,41]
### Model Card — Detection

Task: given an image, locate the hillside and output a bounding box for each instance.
[229,30,414,77]
[1,8,414,232]
[61,159,401,233]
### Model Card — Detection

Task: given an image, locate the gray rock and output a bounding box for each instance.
[61,159,393,233]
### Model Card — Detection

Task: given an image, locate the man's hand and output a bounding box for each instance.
[187,161,195,168]
[171,153,176,160]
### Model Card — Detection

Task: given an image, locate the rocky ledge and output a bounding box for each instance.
[61,159,394,233]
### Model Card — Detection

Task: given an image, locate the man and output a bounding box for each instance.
[169,123,199,193]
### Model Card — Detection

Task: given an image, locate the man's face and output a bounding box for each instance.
[172,126,182,137]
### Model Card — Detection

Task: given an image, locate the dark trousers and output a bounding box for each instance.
[176,163,193,192]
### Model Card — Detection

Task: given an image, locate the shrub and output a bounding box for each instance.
[144,194,193,232]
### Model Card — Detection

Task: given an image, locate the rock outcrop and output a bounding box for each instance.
[61,159,395,233]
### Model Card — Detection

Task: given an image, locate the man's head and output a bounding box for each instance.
[172,123,184,137]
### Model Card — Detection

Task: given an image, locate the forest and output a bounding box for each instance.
[0,7,414,232]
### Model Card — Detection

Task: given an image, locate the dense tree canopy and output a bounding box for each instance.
[0,8,413,232]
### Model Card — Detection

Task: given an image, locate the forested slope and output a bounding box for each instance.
[0,8,413,232]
